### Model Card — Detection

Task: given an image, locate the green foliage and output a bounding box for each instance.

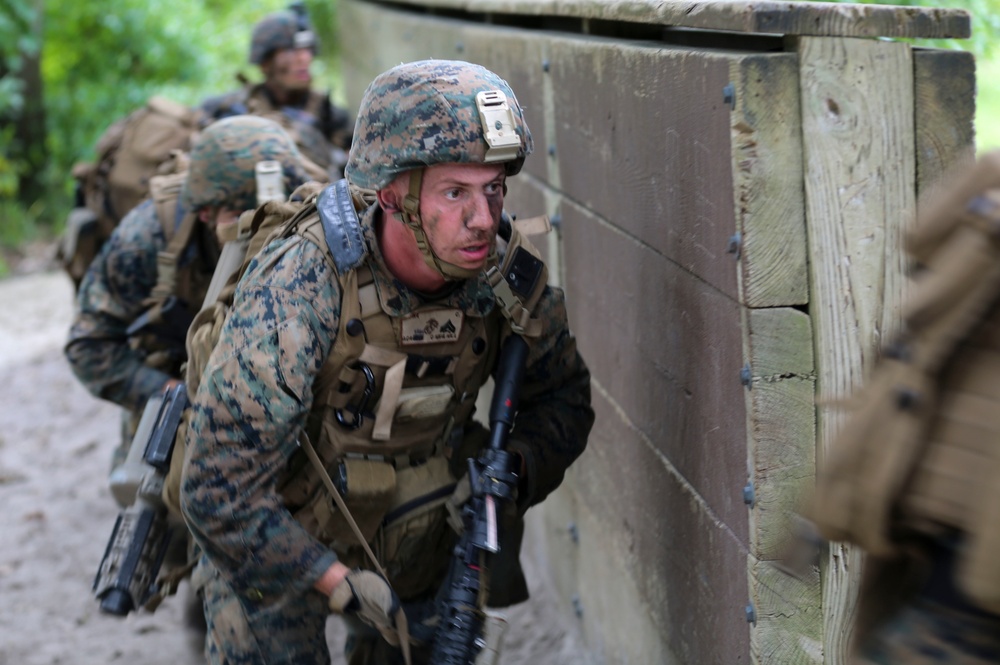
[41,0,315,193]
[0,0,39,114]
[1,0,36,198]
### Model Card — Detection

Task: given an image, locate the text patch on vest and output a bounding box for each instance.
[401,309,463,346]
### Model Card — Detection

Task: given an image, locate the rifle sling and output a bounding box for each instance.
[299,431,412,665]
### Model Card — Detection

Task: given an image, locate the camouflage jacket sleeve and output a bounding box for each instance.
[181,233,340,606]
[64,201,173,411]
[507,284,594,511]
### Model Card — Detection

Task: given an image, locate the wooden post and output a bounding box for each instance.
[798,35,915,663]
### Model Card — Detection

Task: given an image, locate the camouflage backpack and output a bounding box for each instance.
[58,96,202,289]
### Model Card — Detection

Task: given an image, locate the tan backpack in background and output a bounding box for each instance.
[809,151,1000,565]
[58,96,202,288]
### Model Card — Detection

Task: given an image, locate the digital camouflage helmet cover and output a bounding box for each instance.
[181,115,310,213]
[344,59,533,280]
[249,10,316,65]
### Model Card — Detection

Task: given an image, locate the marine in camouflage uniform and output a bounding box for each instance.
[200,9,353,176]
[180,60,594,665]
[65,116,311,470]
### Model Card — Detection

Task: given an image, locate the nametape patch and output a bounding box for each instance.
[401,309,463,346]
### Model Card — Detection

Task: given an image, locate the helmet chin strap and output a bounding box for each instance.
[397,167,493,282]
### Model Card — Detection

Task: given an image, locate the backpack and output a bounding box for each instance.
[58,96,202,288]
[160,180,335,517]
[808,151,1000,561]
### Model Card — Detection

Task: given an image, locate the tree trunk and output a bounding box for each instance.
[15,0,48,213]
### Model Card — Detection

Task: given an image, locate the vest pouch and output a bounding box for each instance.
[395,385,455,423]
[308,458,396,551]
[375,456,458,599]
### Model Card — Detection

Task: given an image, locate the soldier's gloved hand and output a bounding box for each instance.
[329,570,400,642]
[475,448,520,503]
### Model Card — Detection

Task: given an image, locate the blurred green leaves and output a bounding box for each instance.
[1,0,337,226]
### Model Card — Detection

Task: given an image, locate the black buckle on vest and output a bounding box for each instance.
[335,363,376,430]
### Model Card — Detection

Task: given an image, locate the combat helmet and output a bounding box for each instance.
[181,115,310,213]
[249,10,316,65]
[345,59,533,280]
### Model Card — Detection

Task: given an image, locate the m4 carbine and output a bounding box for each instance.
[94,383,188,615]
[430,334,528,665]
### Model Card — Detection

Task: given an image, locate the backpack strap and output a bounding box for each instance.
[148,175,199,303]
[485,220,550,338]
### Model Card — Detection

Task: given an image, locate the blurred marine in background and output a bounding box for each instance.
[65,116,311,473]
[199,3,354,177]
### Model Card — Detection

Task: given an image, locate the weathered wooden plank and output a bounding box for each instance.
[798,35,915,664]
[550,38,739,299]
[561,196,749,533]
[744,307,821,664]
[575,387,750,664]
[750,558,823,665]
[530,473,686,664]
[913,49,976,200]
[729,53,807,308]
[746,307,815,560]
[376,0,970,39]
[339,1,471,107]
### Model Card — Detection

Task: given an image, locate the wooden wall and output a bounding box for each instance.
[337,1,975,662]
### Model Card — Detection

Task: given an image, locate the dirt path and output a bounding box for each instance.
[0,270,591,665]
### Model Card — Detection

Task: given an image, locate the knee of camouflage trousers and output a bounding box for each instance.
[196,557,330,665]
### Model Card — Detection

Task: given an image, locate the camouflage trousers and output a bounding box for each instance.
[195,558,331,664]
[193,558,435,665]
[854,598,1000,664]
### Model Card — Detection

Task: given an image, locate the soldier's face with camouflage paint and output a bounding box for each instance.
[415,162,504,267]
[379,162,505,289]
[263,47,313,93]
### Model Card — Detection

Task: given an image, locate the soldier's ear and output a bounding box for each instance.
[376,187,401,214]
[197,207,216,224]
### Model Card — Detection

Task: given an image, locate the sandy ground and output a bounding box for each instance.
[0,268,592,665]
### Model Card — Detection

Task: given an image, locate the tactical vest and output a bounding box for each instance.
[274,182,549,599]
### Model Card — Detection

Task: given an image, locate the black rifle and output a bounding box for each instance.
[125,295,194,353]
[93,383,188,616]
[430,334,529,664]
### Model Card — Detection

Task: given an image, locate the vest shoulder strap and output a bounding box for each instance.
[488,220,550,337]
[148,174,198,302]
[149,171,187,242]
[316,179,369,274]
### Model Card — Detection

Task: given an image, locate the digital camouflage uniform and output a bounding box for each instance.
[200,10,353,173]
[66,116,311,468]
[181,60,594,665]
